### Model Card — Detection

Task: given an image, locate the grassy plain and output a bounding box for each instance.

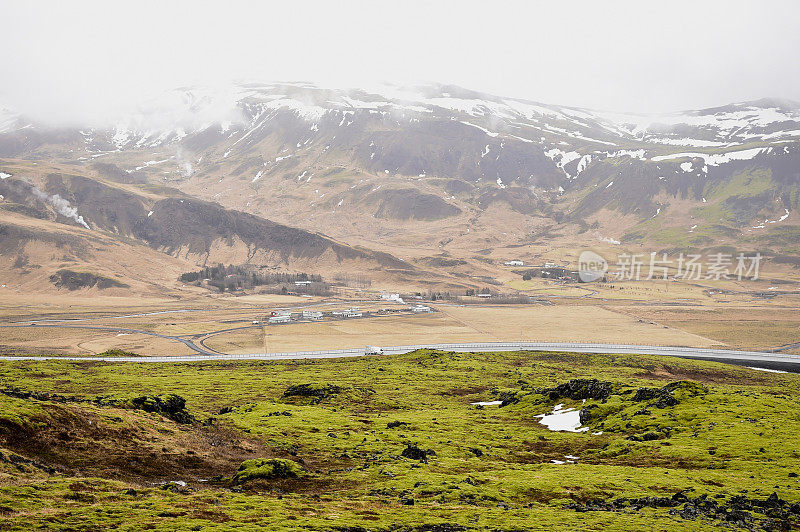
[2,268,800,359]
[0,350,799,530]
[203,305,718,355]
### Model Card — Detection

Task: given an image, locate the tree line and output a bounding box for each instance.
[179,264,325,293]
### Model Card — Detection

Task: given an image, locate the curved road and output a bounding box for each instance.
[0,340,797,372]
[0,324,221,356]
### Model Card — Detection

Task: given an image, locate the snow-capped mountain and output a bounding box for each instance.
[5,81,800,153]
[1,82,799,254]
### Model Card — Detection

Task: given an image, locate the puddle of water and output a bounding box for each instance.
[536,403,589,433]
[551,454,579,465]
[471,400,502,406]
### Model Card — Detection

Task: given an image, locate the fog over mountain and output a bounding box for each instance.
[3,0,800,127]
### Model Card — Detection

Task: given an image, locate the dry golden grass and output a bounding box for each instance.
[205,312,488,354]
[203,304,719,355]
[3,277,797,356]
[439,304,718,346]
[0,326,188,356]
[75,333,194,356]
[621,305,800,351]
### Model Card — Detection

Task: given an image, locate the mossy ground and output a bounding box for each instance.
[0,350,798,530]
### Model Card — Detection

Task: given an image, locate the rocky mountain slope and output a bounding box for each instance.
[1,82,799,285]
[0,162,413,294]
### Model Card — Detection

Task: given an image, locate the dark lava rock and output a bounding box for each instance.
[160,481,191,494]
[632,387,661,401]
[632,384,680,409]
[401,444,436,463]
[579,404,598,424]
[567,490,799,530]
[1,387,79,404]
[131,394,194,424]
[655,394,678,408]
[333,526,467,532]
[283,384,341,399]
[387,421,409,428]
[541,379,614,401]
[497,391,519,407]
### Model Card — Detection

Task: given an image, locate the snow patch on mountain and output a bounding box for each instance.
[544,148,582,178]
[604,149,646,160]
[459,121,499,137]
[597,234,620,245]
[575,154,592,175]
[653,147,769,166]
[596,102,800,144]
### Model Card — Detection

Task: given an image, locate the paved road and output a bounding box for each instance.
[769,341,800,353]
[0,341,797,372]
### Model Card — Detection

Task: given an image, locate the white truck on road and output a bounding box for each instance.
[365,345,384,356]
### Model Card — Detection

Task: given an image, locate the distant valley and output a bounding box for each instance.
[1,82,799,293]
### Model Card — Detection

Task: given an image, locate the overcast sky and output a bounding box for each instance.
[2,0,800,125]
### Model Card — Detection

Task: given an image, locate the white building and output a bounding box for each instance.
[271,310,291,317]
[504,260,524,266]
[268,315,291,324]
[302,310,323,320]
[333,307,362,318]
[410,305,432,313]
[476,293,492,298]
[294,280,312,286]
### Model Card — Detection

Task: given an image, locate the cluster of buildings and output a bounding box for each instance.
[265,309,325,324]
[302,310,323,320]
[254,301,434,326]
[331,307,363,318]
[268,310,291,324]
